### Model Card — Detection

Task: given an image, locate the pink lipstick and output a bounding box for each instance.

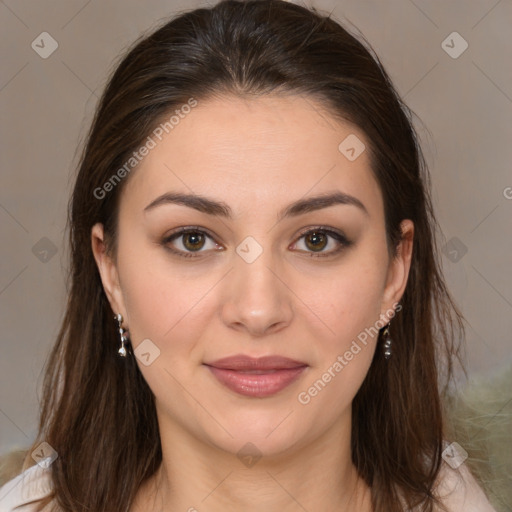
[204,355,308,398]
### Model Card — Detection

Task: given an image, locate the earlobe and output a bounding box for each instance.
[91,223,126,318]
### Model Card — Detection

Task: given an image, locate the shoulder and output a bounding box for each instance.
[433,459,497,512]
[0,463,54,511]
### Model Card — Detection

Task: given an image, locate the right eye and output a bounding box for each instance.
[162,227,223,258]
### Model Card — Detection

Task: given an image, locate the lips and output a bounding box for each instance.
[204,355,308,398]
[206,355,307,371]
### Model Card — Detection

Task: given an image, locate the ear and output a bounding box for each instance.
[91,223,127,321]
[380,219,414,319]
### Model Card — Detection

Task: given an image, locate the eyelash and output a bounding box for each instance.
[161,225,353,259]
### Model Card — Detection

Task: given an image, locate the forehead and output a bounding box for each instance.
[120,93,382,220]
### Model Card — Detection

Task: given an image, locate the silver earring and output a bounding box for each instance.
[382,322,392,359]
[114,313,129,357]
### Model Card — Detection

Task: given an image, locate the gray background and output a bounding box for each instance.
[1,0,511,457]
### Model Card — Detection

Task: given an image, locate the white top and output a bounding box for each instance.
[0,459,498,511]
[0,463,53,512]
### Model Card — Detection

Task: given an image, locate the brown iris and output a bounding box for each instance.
[304,231,328,252]
[182,231,206,251]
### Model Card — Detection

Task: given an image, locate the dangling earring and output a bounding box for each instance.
[114,313,129,357]
[382,322,392,359]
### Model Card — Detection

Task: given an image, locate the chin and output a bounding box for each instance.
[201,408,310,459]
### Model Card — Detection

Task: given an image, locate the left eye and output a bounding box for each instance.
[292,228,351,257]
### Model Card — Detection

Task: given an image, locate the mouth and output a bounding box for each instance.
[203,355,308,398]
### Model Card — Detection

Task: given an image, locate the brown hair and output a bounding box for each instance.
[25,1,464,510]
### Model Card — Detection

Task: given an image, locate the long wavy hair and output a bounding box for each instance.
[24,1,465,510]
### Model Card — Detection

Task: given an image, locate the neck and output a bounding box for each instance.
[132,410,372,512]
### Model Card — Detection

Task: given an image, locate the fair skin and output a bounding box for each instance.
[91,93,414,512]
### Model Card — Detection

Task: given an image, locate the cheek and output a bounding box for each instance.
[307,262,386,347]
[296,256,385,406]
[296,270,383,418]
[118,257,211,396]
[117,247,194,344]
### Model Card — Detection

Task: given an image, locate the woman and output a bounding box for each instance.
[0,0,498,510]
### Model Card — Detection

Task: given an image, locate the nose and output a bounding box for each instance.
[220,242,294,338]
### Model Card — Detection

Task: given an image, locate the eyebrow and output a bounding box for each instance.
[144,191,369,221]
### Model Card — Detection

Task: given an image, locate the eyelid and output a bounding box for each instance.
[162,225,352,258]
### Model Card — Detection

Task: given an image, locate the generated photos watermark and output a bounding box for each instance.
[93,97,198,200]
[297,302,402,405]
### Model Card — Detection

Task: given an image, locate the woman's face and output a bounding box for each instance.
[92,93,413,457]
